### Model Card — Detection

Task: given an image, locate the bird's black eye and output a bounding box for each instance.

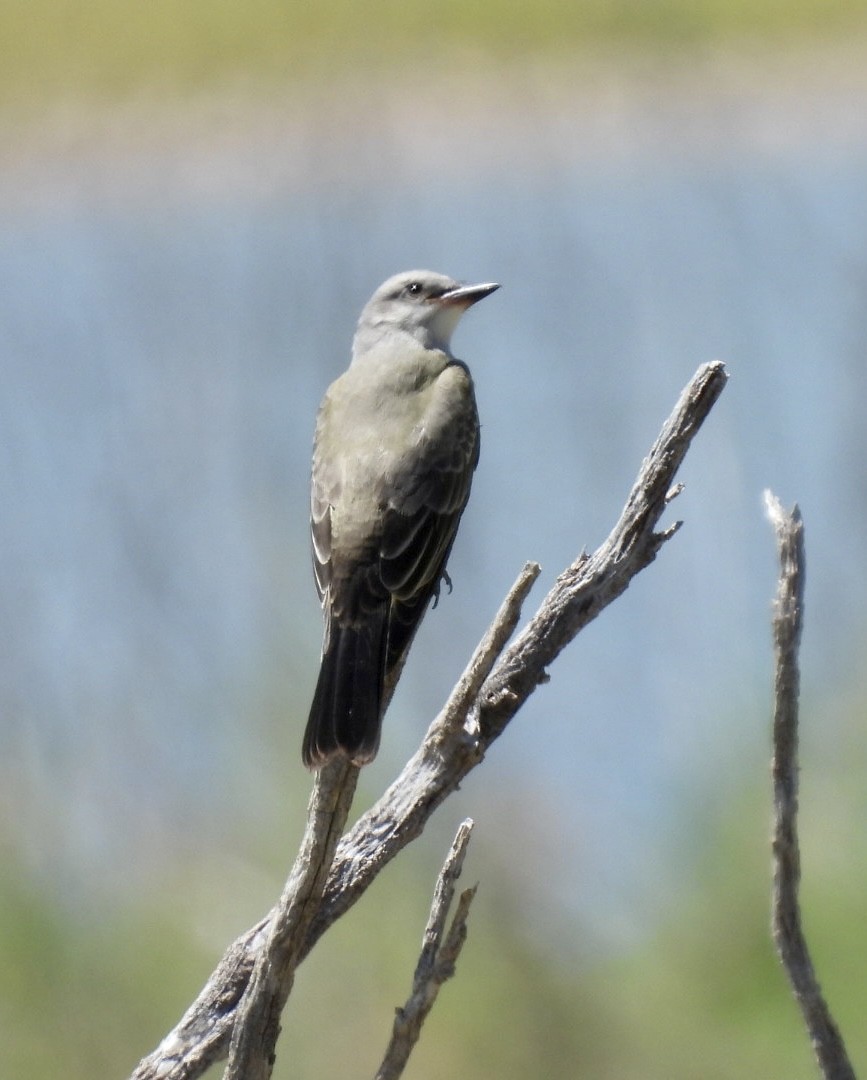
[403,281,424,298]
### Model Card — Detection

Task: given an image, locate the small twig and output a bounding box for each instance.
[765,491,856,1080]
[223,758,359,1080]
[130,362,727,1080]
[375,820,477,1080]
[437,560,541,745]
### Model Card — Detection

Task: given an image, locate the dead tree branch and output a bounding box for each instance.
[129,360,727,1080]
[765,492,856,1080]
[224,759,359,1080]
[375,819,477,1080]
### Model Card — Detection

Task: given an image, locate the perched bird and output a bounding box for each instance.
[302,270,499,768]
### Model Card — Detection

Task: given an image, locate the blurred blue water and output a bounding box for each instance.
[2,75,867,936]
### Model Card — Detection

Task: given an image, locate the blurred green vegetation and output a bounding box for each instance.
[1,0,867,109]
[3,759,865,1079]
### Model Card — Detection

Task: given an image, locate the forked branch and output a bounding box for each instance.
[130,361,727,1080]
[375,819,477,1080]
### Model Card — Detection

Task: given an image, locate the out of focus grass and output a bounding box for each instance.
[2,0,867,109]
[5,766,867,1080]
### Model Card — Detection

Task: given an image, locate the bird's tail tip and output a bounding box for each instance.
[302,615,387,768]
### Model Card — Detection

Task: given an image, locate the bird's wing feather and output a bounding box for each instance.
[310,458,335,604]
[380,372,479,604]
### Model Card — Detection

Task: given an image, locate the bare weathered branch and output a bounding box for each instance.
[132,918,270,1079]
[765,491,856,1080]
[438,560,541,744]
[130,761,358,1080]
[224,759,358,1079]
[130,361,727,1080]
[375,819,477,1080]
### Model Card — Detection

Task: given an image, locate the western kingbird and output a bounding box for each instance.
[302,270,499,768]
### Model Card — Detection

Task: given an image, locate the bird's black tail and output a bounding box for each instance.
[302,606,389,768]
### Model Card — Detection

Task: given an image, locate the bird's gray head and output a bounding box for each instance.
[352,270,499,361]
